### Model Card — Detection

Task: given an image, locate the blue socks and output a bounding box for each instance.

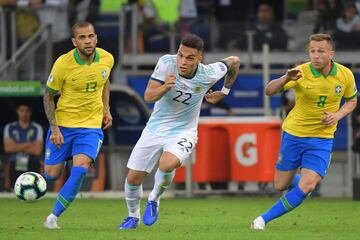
[52,166,88,217]
[261,185,307,224]
[289,173,301,190]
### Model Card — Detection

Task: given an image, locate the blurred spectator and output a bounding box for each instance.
[95,0,128,64]
[336,2,360,33]
[69,0,100,25]
[14,0,42,81]
[142,0,198,52]
[0,0,16,5]
[35,0,73,60]
[312,0,341,33]
[16,0,41,45]
[333,2,360,50]
[253,3,288,51]
[3,103,43,190]
[212,0,248,50]
[351,95,360,153]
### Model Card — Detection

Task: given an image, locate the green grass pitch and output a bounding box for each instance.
[0,197,359,240]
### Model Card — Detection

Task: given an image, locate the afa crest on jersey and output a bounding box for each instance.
[194,86,201,93]
[335,85,342,95]
[102,70,107,79]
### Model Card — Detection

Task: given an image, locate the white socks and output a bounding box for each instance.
[148,169,175,202]
[124,178,143,218]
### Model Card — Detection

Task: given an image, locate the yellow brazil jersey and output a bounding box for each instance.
[46,48,114,128]
[282,61,357,138]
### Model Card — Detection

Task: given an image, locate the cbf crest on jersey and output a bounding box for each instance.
[335,85,342,95]
[102,70,107,79]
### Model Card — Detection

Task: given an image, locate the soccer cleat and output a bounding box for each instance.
[250,216,266,230]
[119,216,139,230]
[43,216,60,229]
[142,200,159,226]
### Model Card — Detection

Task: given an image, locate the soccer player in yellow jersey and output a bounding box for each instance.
[251,33,357,230]
[42,21,114,229]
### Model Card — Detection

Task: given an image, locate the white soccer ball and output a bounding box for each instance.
[14,172,47,202]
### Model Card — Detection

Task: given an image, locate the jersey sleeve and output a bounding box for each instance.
[205,61,229,83]
[34,123,43,141]
[343,69,357,99]
[3,123,10,140]
[46,58,65,94]
[282,80,298,91]
[150,56,169,84]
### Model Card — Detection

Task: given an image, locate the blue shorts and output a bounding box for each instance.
[44,127,104,165]
[276,131,333,177]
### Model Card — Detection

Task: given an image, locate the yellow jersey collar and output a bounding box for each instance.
[309,61,337,78]
[73,48,100,65]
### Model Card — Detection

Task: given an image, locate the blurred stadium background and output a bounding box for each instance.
[1,0,360,201]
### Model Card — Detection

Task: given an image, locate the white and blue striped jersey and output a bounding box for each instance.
[145,54,228,137]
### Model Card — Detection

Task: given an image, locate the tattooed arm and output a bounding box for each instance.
[222,56,240,89]
[43,91,63,147]
[205,56,240,104]
[102,80,112,129]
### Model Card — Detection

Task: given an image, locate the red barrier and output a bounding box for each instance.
[173,116,282,183]
[174,124,230,183]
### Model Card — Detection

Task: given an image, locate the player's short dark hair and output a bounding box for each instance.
[180,34,204,52]
[72,21,95,37]
[309,33,333,47]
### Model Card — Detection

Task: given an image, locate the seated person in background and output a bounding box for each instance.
[313,0,341,33]
[3,103,43,188]
[142,0,197,52]
[253,3,288,51]
[212,0,248,50]
[333,2,360,49]
[336,2,360,33]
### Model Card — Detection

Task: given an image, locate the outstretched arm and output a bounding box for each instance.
[43,91,63,148]
[205,56,240,104]
[102,80,112,130]
[265,68,302,96]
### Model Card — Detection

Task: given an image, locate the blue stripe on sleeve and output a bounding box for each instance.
[150,77,165,84]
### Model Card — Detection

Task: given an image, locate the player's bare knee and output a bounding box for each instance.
[127,171,146,185]
[44,166,62,181]
[126,175,143,185]
[159,163,177,173]
[299,180,317,193]
[159,159,180,172]
[74,161,92,168]
[273,181,289,192]
[73,154,92,168]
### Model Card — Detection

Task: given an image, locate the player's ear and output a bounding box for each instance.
[198,52,203,63]
[330,50,335,59]
[95,34,98,45]
[72,38,77,47]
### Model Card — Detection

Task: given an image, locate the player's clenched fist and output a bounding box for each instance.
[164,73,176,90]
